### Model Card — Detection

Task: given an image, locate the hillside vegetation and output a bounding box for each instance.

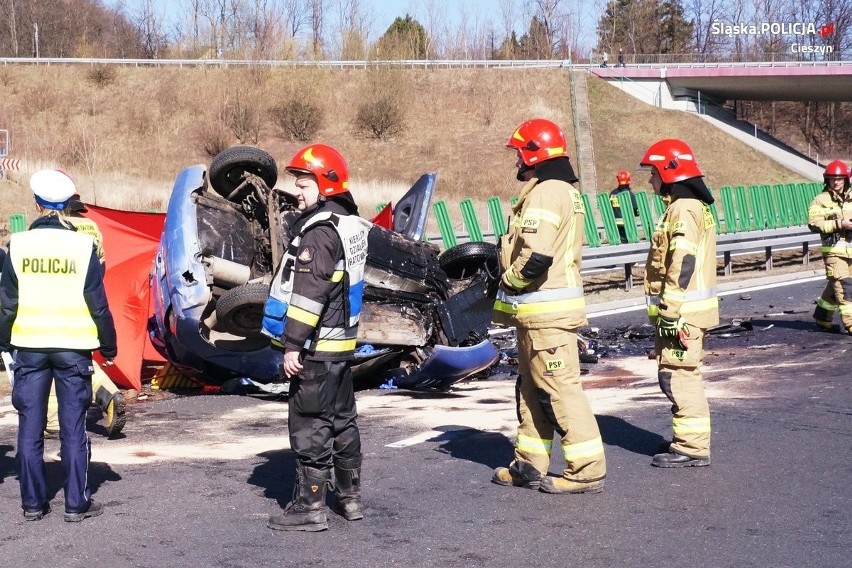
[0,64,807,231]
[586,75,804,193]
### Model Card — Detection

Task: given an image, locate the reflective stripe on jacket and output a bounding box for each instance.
[493,177,587,329]
[807,190,852,257]
[262,210,371,360]
[9,229,100,349]
[644,197,719,328]
[67,216,105,265]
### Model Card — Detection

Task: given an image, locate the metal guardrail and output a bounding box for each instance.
[580,226,822,289]
[0,57,572,69]
[1,57,850,70]
[430,225,822,290]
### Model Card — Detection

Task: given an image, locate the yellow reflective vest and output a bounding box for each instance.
[8,228,101,349]
[644,196,719,329]
[807,190,852,258]
[493,177,587,330]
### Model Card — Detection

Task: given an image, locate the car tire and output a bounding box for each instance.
[438,242,499,280]
[208,145,278,201]
[215,282,270,336]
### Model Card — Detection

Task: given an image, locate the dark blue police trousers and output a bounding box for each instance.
[11,350,94,514]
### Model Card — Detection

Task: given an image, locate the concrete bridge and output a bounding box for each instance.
[588,62,852,179]
[591,61,852,102]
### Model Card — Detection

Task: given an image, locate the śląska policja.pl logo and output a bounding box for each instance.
[710,21,835,54]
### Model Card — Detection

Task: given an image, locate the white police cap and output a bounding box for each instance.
[30,169,76,210]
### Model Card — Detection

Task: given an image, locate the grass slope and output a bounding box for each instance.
[0,65,810,237]
[586,74,804,193]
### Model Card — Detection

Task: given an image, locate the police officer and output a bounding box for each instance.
[492,118,606,494]
[807,160,852,333]
[610,170,639,243]
[262,144,372,532]
[44,194,126,438]
[640,139,718,468]
[0,169,116,521]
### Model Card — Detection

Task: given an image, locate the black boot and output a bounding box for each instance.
[95,386,126,438]
[492,460,542,489]
[651,450,710,468]
[268,465,330,532]
[334,465,363,521]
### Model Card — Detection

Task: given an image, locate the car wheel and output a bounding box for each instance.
[215,282,270,336]
[439,242,499,279]
[208,145,278,202]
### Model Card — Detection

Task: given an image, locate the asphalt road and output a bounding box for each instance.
[0,278,849,568]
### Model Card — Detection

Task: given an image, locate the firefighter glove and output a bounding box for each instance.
[657,315,689,350]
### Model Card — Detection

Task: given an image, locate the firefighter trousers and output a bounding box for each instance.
[287,359,362,471]
[813,280,837,326]
[46,363,117,432]
[10,350,94,513]
[656,325,711,458]
[513,327,606,482]
[823,255,852,331]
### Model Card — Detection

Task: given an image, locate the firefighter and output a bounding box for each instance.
[0,169,116,521]
[261,144,373,532]
[44,194,126,438]
[807,160,852,333]
[640,139,718,468]
[492,118,606,494]
[610,170,639,243]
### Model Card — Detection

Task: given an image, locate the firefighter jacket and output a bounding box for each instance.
[0,215,117,355]
[609,185,638,224]
[807,189,852,258]
[492,176,587,330]
[644,196,719,329]
[262,201,371,362]
[68,215,106,265]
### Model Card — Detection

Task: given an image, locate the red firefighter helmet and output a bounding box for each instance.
[286,143,349,196]
[639,139,703,184]
[506,118,568,166]
[616,170,632,185]
[823,159,850,180]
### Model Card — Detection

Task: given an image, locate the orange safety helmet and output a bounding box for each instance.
[286,143,349,196]
[506,118,568,166]
[639,139,704,184]
[616,170,632,185]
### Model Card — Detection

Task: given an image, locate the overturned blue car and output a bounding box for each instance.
[149,146,499,391]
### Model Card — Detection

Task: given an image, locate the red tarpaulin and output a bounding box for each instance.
[82,205,166,390]
[371,202,393,229]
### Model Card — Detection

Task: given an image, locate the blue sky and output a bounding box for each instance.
[104,0,600,52]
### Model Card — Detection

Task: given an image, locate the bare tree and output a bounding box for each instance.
[239,0,287,58]
[283,0,309,38]
[331,0,374,59]
[499,0,518,42]
[822,0,852,58]
[2,0,20,56]
[134,0,168,58]
[685,0,731,56]
[309,0,327,57]
[415,0,450,59]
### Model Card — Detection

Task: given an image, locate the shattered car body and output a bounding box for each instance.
[149,146,499,391]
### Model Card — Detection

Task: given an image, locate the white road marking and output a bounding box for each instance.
[386,430,445,448]
[385,426,471,448]
[588,274,826,318]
